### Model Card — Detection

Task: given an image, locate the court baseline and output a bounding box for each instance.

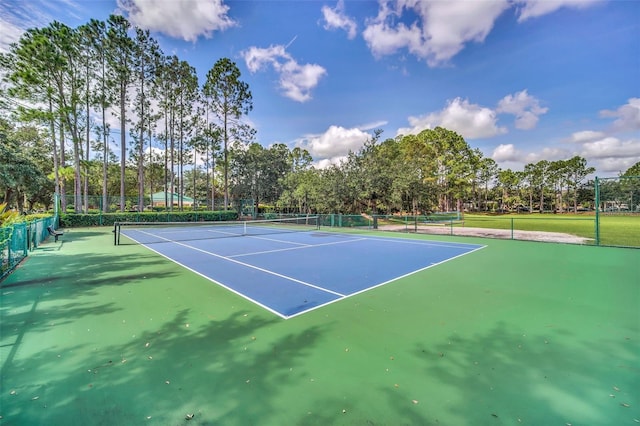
[122,230,485,318]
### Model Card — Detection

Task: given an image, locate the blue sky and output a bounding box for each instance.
[1,0,639,177]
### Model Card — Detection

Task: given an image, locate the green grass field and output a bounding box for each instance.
[460,214,640,247]
[598,215,640,247]
[1,227,638,425]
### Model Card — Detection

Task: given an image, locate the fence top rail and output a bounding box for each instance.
[463,216,595,221]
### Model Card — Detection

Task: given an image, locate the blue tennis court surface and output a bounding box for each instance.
[121,228,485,319]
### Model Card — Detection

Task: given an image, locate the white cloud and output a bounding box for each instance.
[316,156,347,169]
[116,0,236,42]
[497,90,548,130]
[549,99,640,175]
[362,18,421,59]
[566,130,606,143]
[244,44,287,73]
[362,0,600,66]
[0,16,25,53]
[580,137,640,159]
[242,44,327,103]
[491,134,640,177]
[397,97,506,139]
[492,144,521,162]
[363,0,511,66]
[599,98,640,132]
[596,157,640,174]
[320,0,357,40]
[563,99,640,174]
[523,147,571,163]
[0,0,61,52]
[278,61,327,103]
[491,143,573,170]
[297,125,371,166]
[515,0,601,22]
[492,144,571,164]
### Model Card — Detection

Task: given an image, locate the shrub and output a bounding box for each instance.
[59,210,239,227]
[0,203,20,226]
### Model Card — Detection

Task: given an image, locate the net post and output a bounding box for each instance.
[114,222,119,246]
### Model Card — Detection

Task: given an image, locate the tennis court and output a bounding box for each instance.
[116,219,485,318]
[1,226,638,425]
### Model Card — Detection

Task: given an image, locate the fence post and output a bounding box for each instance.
[21,223,27,256]
[33,222,38,249]
[594,176,600,246]
[8,227,12,268]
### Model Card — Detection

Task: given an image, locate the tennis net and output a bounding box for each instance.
[114,216,320,245]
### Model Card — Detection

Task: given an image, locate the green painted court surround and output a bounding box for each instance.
[1,227,638,425]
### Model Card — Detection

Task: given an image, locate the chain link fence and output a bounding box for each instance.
[595,175,640,247]
[1,217,59,281]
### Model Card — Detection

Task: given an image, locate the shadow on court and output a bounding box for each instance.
[412,322,638,424]
[0,227,332,425]
[1,227,638,425]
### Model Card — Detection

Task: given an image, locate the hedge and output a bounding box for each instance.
[59,210,238,228]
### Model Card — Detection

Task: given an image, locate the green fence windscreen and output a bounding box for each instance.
[1,217,58,281]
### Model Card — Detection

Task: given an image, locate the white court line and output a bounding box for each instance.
[229,237,367,258]
[146,226,243,237]
[123,230,362,298]
[130,227,241,240]
[284,244,487,319]
[169,241,347,297]
[122,229,486,319]
[319,231,484,250]
[342,234,486,249]
[121,233,346,320]
[122,236,291,319]
[245,235,312,246]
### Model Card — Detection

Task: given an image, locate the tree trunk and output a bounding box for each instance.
[169,107,175,211]
[120,81,126,212]
[148,126,153,210]
[223,118,229,210]
[101,59,109,214]
[84,71,90,214]
[138,61,145,213]
[539,187,544,213]
[59,121,67,212]
[49,99,61,212]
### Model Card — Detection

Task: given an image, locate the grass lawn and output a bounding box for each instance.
[461,214,640,247]
[598,215,640,247]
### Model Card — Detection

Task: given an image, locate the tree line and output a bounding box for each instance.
[1,15,251,214]
[1,15,634,216]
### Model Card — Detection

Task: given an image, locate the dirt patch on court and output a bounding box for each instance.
[379,224,592,244]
